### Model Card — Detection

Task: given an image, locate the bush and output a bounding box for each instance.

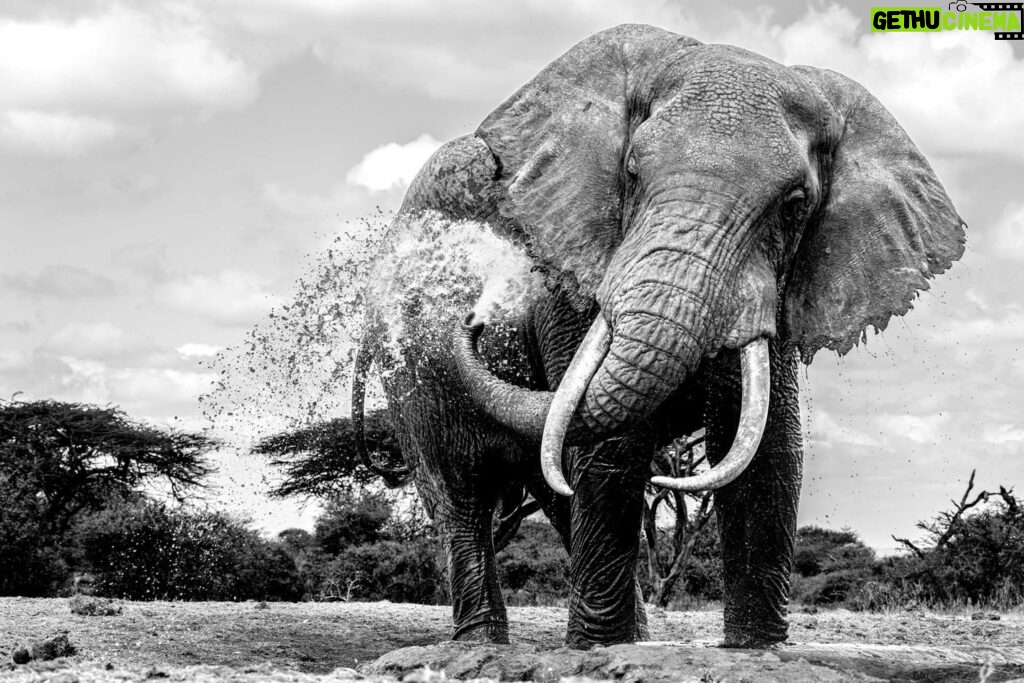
[321,537,444,603]
[790,526,876,606]
[74,500,302,601]
[314,494,393,555]
[885,474,1024,610]
[0,478,67,596]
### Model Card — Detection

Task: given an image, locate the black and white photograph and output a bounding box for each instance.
[1,1,1022,680]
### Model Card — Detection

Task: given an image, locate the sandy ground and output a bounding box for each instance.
[2,598,1023,681]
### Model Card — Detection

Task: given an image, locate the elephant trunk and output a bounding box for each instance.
[454,204,774,496]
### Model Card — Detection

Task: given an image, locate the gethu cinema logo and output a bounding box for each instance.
[871,3,1023,39]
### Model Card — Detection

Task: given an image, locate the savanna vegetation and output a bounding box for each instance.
[3,398,1023,613]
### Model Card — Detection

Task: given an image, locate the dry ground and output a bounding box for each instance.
[2,598,1024,681]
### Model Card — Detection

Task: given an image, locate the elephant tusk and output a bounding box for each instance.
[540,316,612,496]
[650,337,770,492]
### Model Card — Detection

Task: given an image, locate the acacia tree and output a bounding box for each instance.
[253,409,406,499]
[254,410,537,552]
[0,399,216,595]
[0,399,215,536]
[893,470,1024,606]
[642,433,718,607]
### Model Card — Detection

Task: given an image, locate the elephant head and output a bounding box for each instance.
[455,24,965,495]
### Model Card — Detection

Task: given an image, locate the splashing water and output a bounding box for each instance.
[365,210,541,361]
[203,210,540,445]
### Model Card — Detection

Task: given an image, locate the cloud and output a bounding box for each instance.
[40,322,157,363]
[0,4,257,114]
[990,202,1024,261]
[261,181,365,218]
[0,110,121,155]
[876,413,952,444]
[177,343,222,358]
[208,0,690,101]
[155,269,283,325]
[346,135,444,192]
[108,367,217,405]
[983,423,1024,445]
[809,409,881,449]
[1,264,119,299]
[0,2,258,154]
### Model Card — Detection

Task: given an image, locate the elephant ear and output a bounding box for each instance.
[784,66,966,363]
[477,24,700,305]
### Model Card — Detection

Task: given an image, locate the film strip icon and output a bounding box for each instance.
[966,2,1024,39]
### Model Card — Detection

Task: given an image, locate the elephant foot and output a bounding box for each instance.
[564,632,636,650]
[721,625,788,649]
[564,621,646,650]
[452,613,510,644]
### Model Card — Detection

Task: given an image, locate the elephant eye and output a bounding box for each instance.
[780,188,809,224]
[626,153,638,177]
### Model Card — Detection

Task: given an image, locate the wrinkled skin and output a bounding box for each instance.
[358,25,964,648]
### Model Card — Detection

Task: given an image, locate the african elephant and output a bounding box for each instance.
[352,24,964,649]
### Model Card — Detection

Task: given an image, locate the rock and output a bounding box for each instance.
[362,642,879,682]
[971,612,1001,621]
[30,633,77,661]
[69,594,122,616]
[11,647,30,665]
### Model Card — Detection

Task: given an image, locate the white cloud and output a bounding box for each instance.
[983,423,1024,445]
[261,181,365,218]
[0,349,28,372]
[0,4,257,114]
[346,135,444,192]
[876,413,952,444]
[809,409,881,449]
[0,110,121,155]
[0,3,258,154]
[1,264,119,298]
[177,343,222,358]
[41,357,215,410]
[41,322,157,363]
[990,202,1024,261]
[155,269,283,325]
[208,0,690,101]
[108,367,217,405]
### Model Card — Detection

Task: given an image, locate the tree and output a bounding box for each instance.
[642,433,718,607]
[892,470,1024,606]
[0,399,216,596]
[0,399,215,536]
[314,492,394,554]
[254,409,405,499]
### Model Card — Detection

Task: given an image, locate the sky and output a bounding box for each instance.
[0,0,1021,551]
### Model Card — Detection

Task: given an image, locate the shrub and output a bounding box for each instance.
[321,537,444,603]
[75,500,302,601]
[0,478,67,596]
[890,473,1024,609]
[314,493,393,555]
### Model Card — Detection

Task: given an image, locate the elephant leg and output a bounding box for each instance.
[564,433,652,648]
[527,470,649,641]
[704,341,803,648]
[440,494,509,643]
[393,392,510,644]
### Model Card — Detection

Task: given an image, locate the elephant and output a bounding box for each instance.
[351,24,965,649]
